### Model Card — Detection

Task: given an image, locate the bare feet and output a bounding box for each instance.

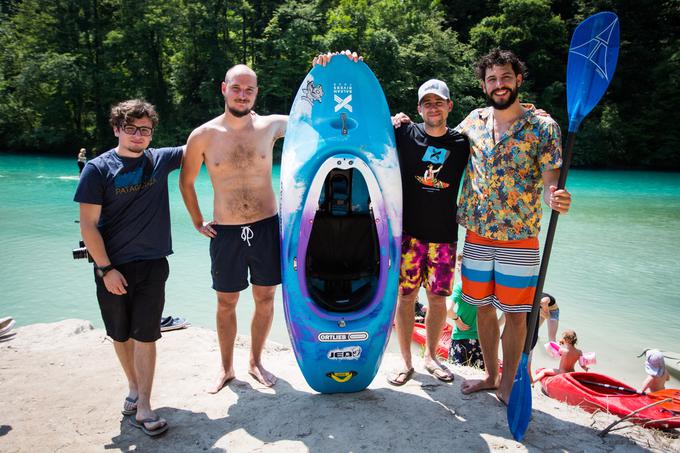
[496,381,513,404]
[495,390,509,406]
[460,375,499,394]
[208,368,235,394]
[249,363,277,387]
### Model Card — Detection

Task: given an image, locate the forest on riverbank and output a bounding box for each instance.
[1,0,679,168]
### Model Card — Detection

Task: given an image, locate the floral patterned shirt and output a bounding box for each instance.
[455,105,562,241]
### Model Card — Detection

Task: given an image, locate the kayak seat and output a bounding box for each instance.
[308,279,375,313]
[329,174,350,216]
[306,213,379,280]
[306,212,380,312]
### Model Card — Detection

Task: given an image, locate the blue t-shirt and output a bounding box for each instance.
[74,147,183,265]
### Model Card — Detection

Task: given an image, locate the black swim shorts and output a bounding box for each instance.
[95,257,169,342]
[210,215,282,292]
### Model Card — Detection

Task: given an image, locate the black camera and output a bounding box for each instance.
[72,240,93,262]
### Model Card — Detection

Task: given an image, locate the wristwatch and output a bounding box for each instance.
[95,264,115,278]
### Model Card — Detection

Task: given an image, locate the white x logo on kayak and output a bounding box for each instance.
[334,94,352,112]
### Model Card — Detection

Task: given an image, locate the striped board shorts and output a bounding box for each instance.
[460,230,539,313]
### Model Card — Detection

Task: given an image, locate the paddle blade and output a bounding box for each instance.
[567,12,620,132]
[507,353,532,441]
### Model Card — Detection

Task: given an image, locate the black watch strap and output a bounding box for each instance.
[96,264,115,277]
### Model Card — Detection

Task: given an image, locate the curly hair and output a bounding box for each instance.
[561,329,578,346]
[109,99,159,129]
[475,48,528,81]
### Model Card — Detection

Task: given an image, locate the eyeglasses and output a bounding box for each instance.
[121,124,153,137]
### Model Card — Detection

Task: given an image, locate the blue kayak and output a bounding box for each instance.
[279,56,402,393]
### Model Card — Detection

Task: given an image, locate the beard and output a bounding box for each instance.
[226,97,252,117]
[228,105,251,117]
[486,83,519,110]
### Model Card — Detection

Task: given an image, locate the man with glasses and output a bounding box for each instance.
[180,64,288,392]
[74,99,184,436]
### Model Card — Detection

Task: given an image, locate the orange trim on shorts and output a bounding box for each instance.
[466,230,539,249]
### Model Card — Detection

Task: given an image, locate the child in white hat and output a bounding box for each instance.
[639,349,670,393]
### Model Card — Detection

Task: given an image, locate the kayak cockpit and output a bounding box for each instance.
[305,167,380,313]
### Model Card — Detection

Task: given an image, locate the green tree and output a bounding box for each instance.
[320,0,478,124]
[469,0,568,118]
[256,0,326,114]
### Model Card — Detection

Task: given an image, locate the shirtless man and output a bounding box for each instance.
[180,64,287,392]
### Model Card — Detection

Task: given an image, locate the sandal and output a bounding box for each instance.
[130,415,168,437]
[425,363,454,382]
[121,396,138,416]
[387,368,415,386]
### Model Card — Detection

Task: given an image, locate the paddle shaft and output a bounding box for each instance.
[523,131,576,354]
[579,379,645,395]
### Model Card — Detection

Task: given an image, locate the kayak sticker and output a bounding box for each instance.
[326,371,358,383]
[318,331,369,342]
[301,80,324,105]
[333,82,352,112]
[327,346,362,360]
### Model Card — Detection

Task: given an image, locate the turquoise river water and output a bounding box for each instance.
[0,153,678,387]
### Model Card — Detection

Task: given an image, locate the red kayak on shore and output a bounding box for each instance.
[539,371,680,429]
[411,322,452,359]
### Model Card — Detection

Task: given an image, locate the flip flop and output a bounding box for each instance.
[0,332,16,342]
[160,316,189,332]
[0,319,16,337]
[130,415,168,437]
[0,317,13,330]
[387,368,415,386]
[121,396,138,416]
[425,363,454,382]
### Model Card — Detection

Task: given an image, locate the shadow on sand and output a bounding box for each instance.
[105,370,644,452]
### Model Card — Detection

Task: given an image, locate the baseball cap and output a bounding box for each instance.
[418,79,450,103]
[644,349,666,377]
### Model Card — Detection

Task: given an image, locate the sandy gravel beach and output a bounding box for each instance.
[0,319,678,452]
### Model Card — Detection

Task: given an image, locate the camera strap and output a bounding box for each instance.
[141,149,153,184]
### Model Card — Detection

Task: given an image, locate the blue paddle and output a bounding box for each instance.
[507,12,620,441]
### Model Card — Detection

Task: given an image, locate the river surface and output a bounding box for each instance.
[1,153,678,387]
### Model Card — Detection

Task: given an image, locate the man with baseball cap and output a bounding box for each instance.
[387,79,470,385]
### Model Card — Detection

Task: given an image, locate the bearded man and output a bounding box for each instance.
[180,64,287,392]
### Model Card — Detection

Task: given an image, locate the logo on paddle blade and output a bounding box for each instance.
[327,346,362,360]
[318,332,369,342]
[326,371,358,383]
[569,17,618,81]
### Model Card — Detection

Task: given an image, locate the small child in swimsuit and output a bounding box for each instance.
[639,349,670,393]
[534,330,587,382]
